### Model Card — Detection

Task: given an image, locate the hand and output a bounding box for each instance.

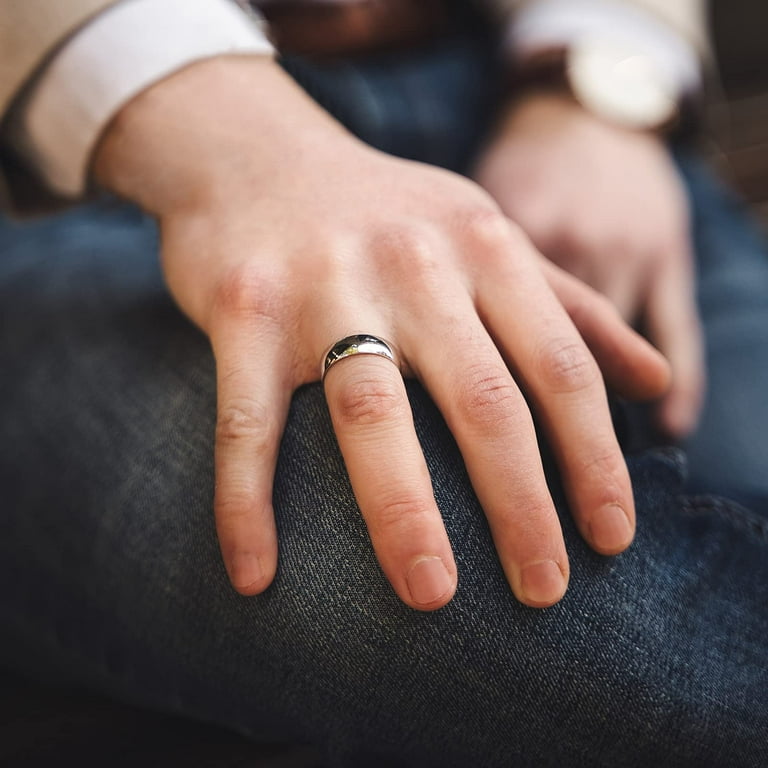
[474,92,704,437]
[94,57,669,610]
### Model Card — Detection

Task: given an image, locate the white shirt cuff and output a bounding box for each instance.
[9,0,274,198]
[507,0,700,95]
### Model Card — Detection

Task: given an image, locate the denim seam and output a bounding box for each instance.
[678,494,768,540]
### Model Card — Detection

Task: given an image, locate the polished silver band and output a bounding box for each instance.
[322,334,397,380]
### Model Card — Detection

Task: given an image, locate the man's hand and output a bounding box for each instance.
[475,92,704,438]
[94,57,669,610]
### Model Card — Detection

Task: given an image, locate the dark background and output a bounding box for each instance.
[711,0,768,225]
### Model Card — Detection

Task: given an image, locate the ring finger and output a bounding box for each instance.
[322,334,457,611]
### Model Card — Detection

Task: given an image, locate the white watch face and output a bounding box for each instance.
[567,40,678,129]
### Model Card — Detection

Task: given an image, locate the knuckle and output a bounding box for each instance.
[333,376,405,426]
[490,496,563,553]
[368,496,434,537]
[461,211,534,277]
[212,264,286,323]
[579,448,626,484]
[461,206,512,248]
[373,227,443,286]
[454,366,523,430]
[536,339,599,393]
[502,217,531,248]
[375,226,432,260]
[507,500,562,541]
[576,450,628,508]
[214,491,258,526]
[216,397,277,452]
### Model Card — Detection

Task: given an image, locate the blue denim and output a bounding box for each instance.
[682,158,768,510]
[2,27,768,768]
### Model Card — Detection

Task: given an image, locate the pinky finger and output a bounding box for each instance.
[542,260,671,401]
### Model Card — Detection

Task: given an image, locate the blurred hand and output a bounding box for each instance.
[95,58,669,611]
[474,91,704,437]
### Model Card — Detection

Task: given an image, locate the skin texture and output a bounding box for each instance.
[474,91,705,438]
[93,56,669,611]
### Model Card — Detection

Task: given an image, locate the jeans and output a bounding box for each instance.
[1,27,768,768]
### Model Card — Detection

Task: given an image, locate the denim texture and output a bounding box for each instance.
[1,27,768,768]
[682,159,768,509]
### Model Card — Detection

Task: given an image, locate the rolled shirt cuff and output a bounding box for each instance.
[506,0,701,96]
[9,0,274,197]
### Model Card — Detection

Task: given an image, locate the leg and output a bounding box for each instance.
[2,198,768,767]
[679,151,768,511]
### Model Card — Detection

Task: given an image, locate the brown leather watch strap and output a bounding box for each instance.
[507,46,700,137]
[252,0,449,57]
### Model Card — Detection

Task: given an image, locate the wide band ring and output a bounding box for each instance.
[322,334,398,381]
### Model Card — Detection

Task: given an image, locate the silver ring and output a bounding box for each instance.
[322,334,397,380]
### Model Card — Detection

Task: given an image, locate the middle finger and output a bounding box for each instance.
[406,295,570,608]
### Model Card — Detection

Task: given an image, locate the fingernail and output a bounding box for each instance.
[520,560,566,605]
[589,505,633,553]
[228,552,264,592]
[406,556,454,607]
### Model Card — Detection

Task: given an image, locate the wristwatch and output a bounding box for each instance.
[512,40,682,132]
